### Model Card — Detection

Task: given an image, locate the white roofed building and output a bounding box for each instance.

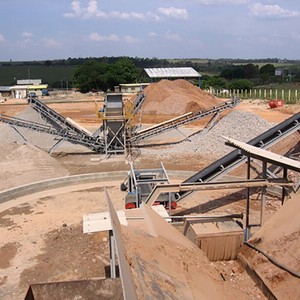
[142,67,202,87]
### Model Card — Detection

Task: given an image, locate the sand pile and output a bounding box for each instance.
[241,193,300,299]
[123,206,250,299]
[141,79,221,115]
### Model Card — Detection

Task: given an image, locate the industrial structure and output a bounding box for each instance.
[1,91,298,299]
[119,112,300,211]
[83,133,299,299]
[0,92,239,156]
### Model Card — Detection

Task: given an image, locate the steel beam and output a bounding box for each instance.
[145,178,294,206]
[224,136,300,172]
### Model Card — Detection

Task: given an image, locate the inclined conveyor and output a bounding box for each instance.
[132,93,146,115]
[29,98,94,137]
[183,111,300,184]
[0,114,105,152]
[129,97,240,143]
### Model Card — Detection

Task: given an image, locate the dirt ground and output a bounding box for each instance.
[0,90,299,299]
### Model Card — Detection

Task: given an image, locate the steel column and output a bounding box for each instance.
[282,168,288,204]
[109,230,116,279]
[245,156,251,241]
[260,161,267,226]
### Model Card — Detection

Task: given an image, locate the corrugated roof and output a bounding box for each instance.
[144,67,200,78]
[119,83,149,87]
[10,85,28,90]
[0,86,11,92]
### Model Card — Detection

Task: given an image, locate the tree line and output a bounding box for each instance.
[1,56,300,91]
[73,58,298,93]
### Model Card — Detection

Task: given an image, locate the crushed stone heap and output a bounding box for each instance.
[141,110,274,159]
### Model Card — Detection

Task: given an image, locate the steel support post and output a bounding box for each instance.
[282,168,288,204]
[260,161,267,226]
[109,230,116,279]
[11,126,28,142]
[245,156,251,241]
[168,192,171,216]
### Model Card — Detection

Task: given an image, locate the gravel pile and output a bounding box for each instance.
[141,110,274,159]
[1,107,54,146]
[0,106,89,153]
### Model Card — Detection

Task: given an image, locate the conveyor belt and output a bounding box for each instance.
[29,98,90,136]
[183,111,300,185]
[0,114,105,152]
[129,97,240,143]
[133,94,146,115]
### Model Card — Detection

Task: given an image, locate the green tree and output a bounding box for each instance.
[260,64,276,76]
[259,64,276,83]
[44,60,52,67]
[206,76,227,89]
[243,63,259,79]
[73,57,139,92]
[220,66,244,80]
[115,57,139,82]
[106,57,138,90]
[228,79,253,91]
[73,60,109,92]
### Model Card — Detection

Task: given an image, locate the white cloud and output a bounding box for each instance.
[64,1,185,22]
[164,32,182,41]
[249,3,299,18]
[146,12,161,22]
[22,32,33,38]
[123,35,140,43]
[148,32,158,38]
[64,0,82,18]
[89,33,119,42]
[157,7,188,20]
[64,0,104,18]
[84,0,106,18]
[0,34,5,43]
[43,38,60,48]
[110,11,144,20]
[64,0,144,20]
[89,32,139,44]
[195,0,248,5]
[147,31,182,41]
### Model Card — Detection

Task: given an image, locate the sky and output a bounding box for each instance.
[0,0,300,61]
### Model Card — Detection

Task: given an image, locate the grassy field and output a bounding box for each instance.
[0,65,75,86]
[256,82,300,89]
